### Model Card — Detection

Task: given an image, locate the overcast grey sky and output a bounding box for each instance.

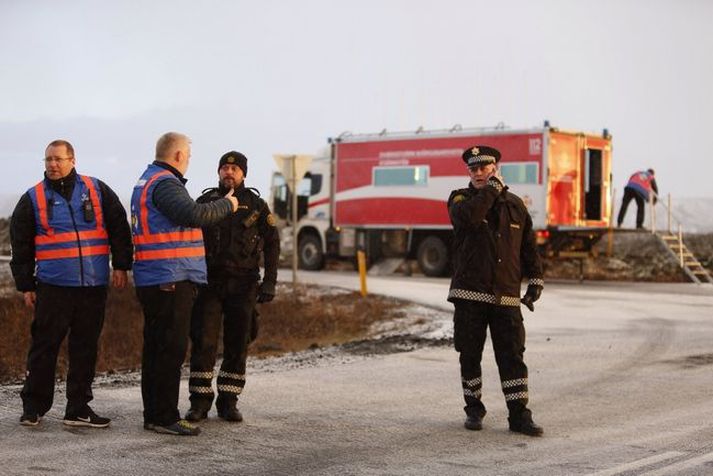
[1,0,712,208]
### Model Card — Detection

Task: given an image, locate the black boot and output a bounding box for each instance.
[463,407,485,431]
[217,402,243,422]
[464,414,483,431]
[508,410,543,437]
[185,407,209,422]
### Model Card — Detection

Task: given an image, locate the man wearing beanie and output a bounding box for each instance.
[447,145,544,437]
[185,150,279,423]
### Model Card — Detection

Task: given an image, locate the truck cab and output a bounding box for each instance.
[270,156,331,270]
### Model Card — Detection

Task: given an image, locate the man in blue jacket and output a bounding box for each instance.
[10,139,133,428]
[131,132,238,436]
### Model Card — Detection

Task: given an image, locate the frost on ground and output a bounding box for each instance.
[368,303,452,341]
[244,291,453,374]
[0,282,454,399]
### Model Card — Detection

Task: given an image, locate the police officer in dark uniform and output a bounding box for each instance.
[185,151,279,422]
[447,145,544,436]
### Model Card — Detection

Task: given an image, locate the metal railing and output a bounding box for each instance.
[649,192,682,263]
[649,192,707,279]
[648,191,681,236]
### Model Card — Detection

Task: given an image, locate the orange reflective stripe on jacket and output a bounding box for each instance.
[134,246,205,261]
[133,229,203,245]
[80,175,105,229]
[33,182,53,236]
[35,228,109,245]
[138,170,172,239]
[35,245,110,260]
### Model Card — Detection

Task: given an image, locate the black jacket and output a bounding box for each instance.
[10,168,133,292]
[197,183,279,286]
[447,182,543,306]
[151,161,233,228]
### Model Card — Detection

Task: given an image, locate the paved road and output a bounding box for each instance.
[1,272,712,475]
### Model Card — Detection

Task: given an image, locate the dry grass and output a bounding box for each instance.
[0,282,146,383]
[0,280,403,383]
[0,286,32,381]
[252,284,403,357]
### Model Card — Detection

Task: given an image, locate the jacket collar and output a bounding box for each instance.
[44,167,78,200]
[218,182,246,195]
[153,160,187,184]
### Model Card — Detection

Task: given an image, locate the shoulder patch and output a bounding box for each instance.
[452,194,466,204]
[266,213,277,227]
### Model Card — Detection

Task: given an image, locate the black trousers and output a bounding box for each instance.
[188,280,257,411]
[136,281,196,427]
[21,283,107,417]
[617,187,646,228]
[453,300,530,419]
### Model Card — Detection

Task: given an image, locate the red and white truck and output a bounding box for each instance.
[270,123,613,276]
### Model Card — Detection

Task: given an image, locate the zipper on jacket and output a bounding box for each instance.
[67,201,85,286]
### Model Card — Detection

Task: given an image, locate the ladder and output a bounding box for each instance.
[657,233,713,284]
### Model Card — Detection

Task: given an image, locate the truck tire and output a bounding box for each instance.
[298,234,324,270]
[417,236,449,277]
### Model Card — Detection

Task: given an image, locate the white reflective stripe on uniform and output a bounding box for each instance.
[528,278,544,287]
[189,385,213,394]
[218,371,245,380]
[448,289,521,307]
[190,371,214,379]
[449,289,496,304]
[462,376,482,387]
[463,389,482,398]
[504,391,528,401]
[501,378,528,389]
[500,296,521,306]
[217,384,243,394]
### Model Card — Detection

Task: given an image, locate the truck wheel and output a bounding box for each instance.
[417,236,449,277]
[298,234,324,270]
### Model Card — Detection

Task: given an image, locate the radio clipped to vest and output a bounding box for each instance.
[82,195,95,222]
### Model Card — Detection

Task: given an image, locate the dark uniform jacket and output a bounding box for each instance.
[447,182,543,306]
[10,168,133,292]
[197,183,279,290]
[150,161,234,228]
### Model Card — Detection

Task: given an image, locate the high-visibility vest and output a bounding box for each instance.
[130,164,206,286]
[626,171,655,199]
[28,175,110,286]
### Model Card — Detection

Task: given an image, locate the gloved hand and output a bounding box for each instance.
[257,282,275,303]
[520,284,542,312]
[487,175,504,193]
